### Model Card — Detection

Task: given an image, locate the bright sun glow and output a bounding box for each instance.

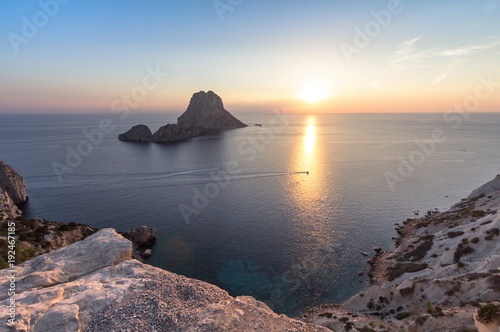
[299,83,329,103]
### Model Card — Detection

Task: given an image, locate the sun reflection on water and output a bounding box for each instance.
[282,115,338,308]
[304,117,316,155]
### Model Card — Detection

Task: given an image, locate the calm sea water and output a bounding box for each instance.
[1,112,499,315]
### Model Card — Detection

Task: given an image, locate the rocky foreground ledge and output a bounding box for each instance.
[301,175,500,332]
[0,229,328,332]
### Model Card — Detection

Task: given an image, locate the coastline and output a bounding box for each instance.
[300,175,500,331]
[2,159,499,331]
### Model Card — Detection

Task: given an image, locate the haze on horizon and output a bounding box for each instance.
[1,0,500,114]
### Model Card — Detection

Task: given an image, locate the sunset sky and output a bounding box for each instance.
[1,0,500,113]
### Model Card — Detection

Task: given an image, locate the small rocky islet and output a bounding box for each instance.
[118,90,247,143]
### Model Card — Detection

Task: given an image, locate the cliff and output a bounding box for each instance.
[177,90,247,129]
[0,229,328,332]
[119,91,246,143]
[301,174,500,331]
[0,160,99,269]
[0,161,27,205]
[0,189,21,220]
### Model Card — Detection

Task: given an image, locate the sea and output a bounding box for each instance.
[1,112,499,316]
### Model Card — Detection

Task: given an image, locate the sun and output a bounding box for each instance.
[299,82,329,103]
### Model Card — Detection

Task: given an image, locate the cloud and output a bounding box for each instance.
[485,0,500,11]
[435,42,500,56]
[389,37,438,70]
[432,59,467,84]
[389,37,500,77]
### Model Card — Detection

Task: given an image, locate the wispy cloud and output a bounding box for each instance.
[485,0,500,11]
[433,59,466,84]
[435,42,500,56]
[389,37,438,70]
[389,37,500,82]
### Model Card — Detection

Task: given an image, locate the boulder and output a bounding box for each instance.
[0,160,28,204]
[151,123,206,143]
[0,228,328,332]
[141,249,152,258]
[118,124,152,142]
[0,229,132,299]
[126,225,156,247]
[178,90,247,129]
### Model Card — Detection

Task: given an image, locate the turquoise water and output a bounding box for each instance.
[1,112,499,315]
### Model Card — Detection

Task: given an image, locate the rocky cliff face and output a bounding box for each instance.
[0,229,328,332]
[0,161,27,204]
[178,91,247,129]
[118,124,152,142]
[151,123,207,143]
[0,189,21,220]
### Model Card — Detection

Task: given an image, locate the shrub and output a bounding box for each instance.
[471,237,480,244]
[395,312,411,320]
[454,245,474,263]
[425,301,434,313]
[489,228,499,236]
[16,246,36,264]
[447,231,464,238]
[387,263,428,281]
[36,226,49,234]
[471,210,487,218]
[477,304,500,323]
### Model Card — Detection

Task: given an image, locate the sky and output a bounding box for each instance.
[1,0,500,113]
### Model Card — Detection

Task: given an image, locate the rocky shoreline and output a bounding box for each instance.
[301,175,500,331]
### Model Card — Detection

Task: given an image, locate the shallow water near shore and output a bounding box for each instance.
[1,112,499,316]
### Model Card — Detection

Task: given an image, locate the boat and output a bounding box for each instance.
[255,124,262,127]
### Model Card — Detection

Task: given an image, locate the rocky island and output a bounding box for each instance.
[119,91,247,143]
